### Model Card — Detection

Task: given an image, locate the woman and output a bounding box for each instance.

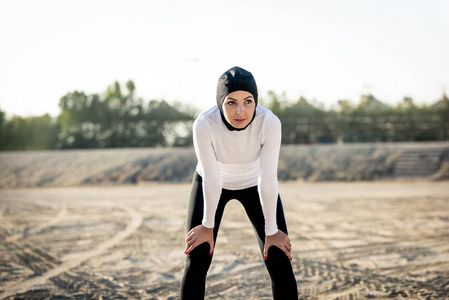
[181,66,298,299]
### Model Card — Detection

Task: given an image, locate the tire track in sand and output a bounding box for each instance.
[5,205,68,243]
[0,204,142,299]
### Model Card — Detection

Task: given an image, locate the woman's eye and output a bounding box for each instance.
[227,101,235,106]
[245,100,253,104]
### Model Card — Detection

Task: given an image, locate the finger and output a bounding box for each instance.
[186,238,196,248]
[284,247,293,260]
[276,244,292,260]
[185,234,192,243]
[184,242,191,253]
[186,233,195,242]
[185,236,199,251]
[263,245,268,260]
[283,247,292,260]
[283,242,292,251]
[184,241,192,253]
[185,241,198,254]
[209,242,214,256]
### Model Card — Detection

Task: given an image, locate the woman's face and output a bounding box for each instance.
[222,90,256,129]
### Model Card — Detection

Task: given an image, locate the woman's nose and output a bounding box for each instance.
[236,104,245,114]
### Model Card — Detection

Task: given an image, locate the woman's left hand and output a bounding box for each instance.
[264,230,292,261]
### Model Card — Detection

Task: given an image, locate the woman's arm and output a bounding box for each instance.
[258,114,293,260]
[184,119,222,255]
[192,118,223,229]
[258,114,282,236]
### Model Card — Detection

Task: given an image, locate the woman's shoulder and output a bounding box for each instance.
[193,106,220,130]
[196,106,219,120]
[256,105,277,118]
[256,105,281,126]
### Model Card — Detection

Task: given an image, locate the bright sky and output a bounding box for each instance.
[1,0,448,117]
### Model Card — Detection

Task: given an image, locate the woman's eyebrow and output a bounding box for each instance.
[227,96,254,101]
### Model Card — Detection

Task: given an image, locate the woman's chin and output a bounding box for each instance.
[232,121,249,128]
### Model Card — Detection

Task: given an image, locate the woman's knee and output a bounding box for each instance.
[264,246,291,272]
[185,242,213,275]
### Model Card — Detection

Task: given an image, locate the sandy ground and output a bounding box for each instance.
[0,182,448,299]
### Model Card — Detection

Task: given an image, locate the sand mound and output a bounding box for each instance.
[1,142,448,189]
[0,148,196,189]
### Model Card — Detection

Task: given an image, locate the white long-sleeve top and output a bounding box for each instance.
[193,105,281,236]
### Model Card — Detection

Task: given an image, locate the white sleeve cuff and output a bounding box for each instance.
[265,225,279,236]
[202,220,214,229]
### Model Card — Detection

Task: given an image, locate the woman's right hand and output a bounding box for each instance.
[184,225,215,255]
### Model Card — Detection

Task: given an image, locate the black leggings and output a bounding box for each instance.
[181,172,298,299]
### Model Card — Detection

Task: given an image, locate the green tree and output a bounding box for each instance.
[0,108,11,150]
[0,113,57,150]
[56,81,195,148]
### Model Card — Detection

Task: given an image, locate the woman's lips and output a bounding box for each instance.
[234,119,246,124]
